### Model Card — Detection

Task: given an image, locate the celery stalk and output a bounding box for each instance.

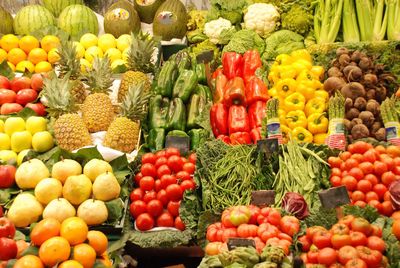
[372,0,388,41]
[342,0,360,42]
[355,0,375,41]
[387,0,400,40]
[314,0,344,43]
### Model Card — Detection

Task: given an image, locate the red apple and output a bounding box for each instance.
[0,89,16,105]
[0,103,23,115]
[0,76,10,90]
[15,89,38,106]
[0,165,16,189]
[0,218,15,239]
[0,237,17,260]
[25,102,46,116]
[30,73,44,91]
[10,77,31,93]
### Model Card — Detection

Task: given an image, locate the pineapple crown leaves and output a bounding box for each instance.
[83,56,114,94]
[56,40,81,80]
[126,31,160,74]
[120,81,151,122]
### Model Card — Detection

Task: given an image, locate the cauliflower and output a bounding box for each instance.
[243,3,280,38]
[204,18,235,45]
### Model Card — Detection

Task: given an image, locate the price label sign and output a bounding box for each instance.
[196,50,214,64]
[318,186,351,209]
[227,238,256,251]
[165,136,190,155]
[257,138,279,157]
[251,190,275,207]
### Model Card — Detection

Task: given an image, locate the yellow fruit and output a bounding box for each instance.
[85,46,103,63]
[122,48,129,61]
[87,230,108,256]
[7,62,15,71]
[0,34,19,52]
[80,33,98,49]
[98,34,116,52]
[28,48,47,65]
[73,41,85,59]
[0,120,4,132]
[117,34,131,51]
[47,48,60,64]
[40,35,60,52]
[15,61,35,73]
[0,133,11,150]
[59,260,84,268]
[80,58,92,73]
[60,217,88,246]
[104,48,122,62]
[0,49,7,63]
[72,243,96,268]
[35,61,52,73]
[14,255,44,268]
[19,35,40,54]
[17,149,30,166]
[7,48,27,65]
[39,236,70,267]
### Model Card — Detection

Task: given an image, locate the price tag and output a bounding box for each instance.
[318,186,350,209]
[257,138,279,160]
[251,190,275,207]
[227,238,256,250]
[165,136,190,155]
[196,50,214,64]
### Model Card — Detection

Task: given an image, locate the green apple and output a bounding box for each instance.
[17,149,31,166]
[25,116,47,135]
[0,133,11,150]
[0,150,17,165]
[0,120,4,132]
[11,131,32,153]
[32,131,54,152]
[4,117,25,136]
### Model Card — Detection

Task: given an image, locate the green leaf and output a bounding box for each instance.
[14,230,26,241]
[109,154,129,172]
[105,198,124,225]
[20,245,39,257]
[180,190,201,231]
[343,205,380,223]
[15,108,39,119]
[126,229,194,248]
[197,210,221,247]
[71,146,104,166]
[305,206,337,229]
[107,233,130,254]
[0,60,15,80]
[6,259,17,268]
[31,25,70,42]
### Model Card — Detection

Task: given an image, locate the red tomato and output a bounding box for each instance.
[331,223,350,234]
[381,200,394,216]
[383,191,391,201]
[307,247,319,264]
[394,157,400,166]
[155,150,166,158]
[342,175,358,191]
[357,180,372,193]
[349,168,364,181]
[352,154,364,163]
[167,200,180,217]
[157,190,169,206]
[141,163,157,178]
[381,156,395,171]
[155,179,162,192]
[165,148,180,157]
[180,157,188,164]
[364,174,378,186]
[313,230,332,249]
[352,191,365,202]
[338,245,358,264]
[298,235,311,252]
[160,174,176,189]
[373,184,388,200]
[359,162,374,175]
[393,166,400,175]
[367,236,385,252]
[267,208,281,226]
[306,226,327,241]
[365,191,379,202]
[222,209,234,228]
[351,141,372,154]
[174,216,185,231]
[147,199,163,217]
[345,258,367,268]
[364,149,378,163]
[143,191,157,203]
[206,223,224,242]
[0,76,10,89]
[374,161,388,176]
[155,157,168,169]
[134,172,143,186]
[345,159,359,171]
[258,223,279,242]
[356,246,382,267]
[142,153,157,164]
[188,153,196,164]
[180,179,196,192]
[331,176,342,187]
[167,155,184,173]
[166,184,183,201]
[222,228,238,242]
[280,215,300,237]
[370,224,382,237]
[339,215,355,227]
[331,168,342,177]
[248,205,260,225]
[176,171,191,182]
[237,224,258,238]
[157,212,174,227]
[328,157,342,168]
[136,213,154,231]
[354,201,367,208]
[340,151,352,161]
[350,231,367,247]
[368,200,383,213]
[0,89,16,104]
[182,162,196,175]
[351,218,372,235]
[317,247,337,265]
[140,176,155,191]
[278,232,292,243]
[157,164,171,179]
[381,171,396,186]
[130,188,144,202]
[331,234,351,249]
[130,200,147,218]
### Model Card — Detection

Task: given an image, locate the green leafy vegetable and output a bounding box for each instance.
[207,0,248,24]
[127,229,194,248]
[314,0,344,43]
[262,30,305,61]
[281,5,313,35]
[343,205,380,223]
[222,29,265,55]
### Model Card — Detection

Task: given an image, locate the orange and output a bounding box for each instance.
[7,48,27,65]
[35,61,52,73]
[40,35,60,53]
[0,49,7,63]
[39,236,71,267]
[392,211,400,220]
[72,243,96,268]
[16,61,35,73]
[59,260,84,268]
[387,145,400,158]
[47,48,60,64]
[19,35,40,54]
[0,34,19,52]
[60,217,88,246]
[87,230,108,255]
[99,252,113,267]
[28,48,47,65]
[393,219,400,240]
[31,218,61,246]
[14,255,44,268]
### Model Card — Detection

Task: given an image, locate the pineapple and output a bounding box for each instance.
[42,73,92,151]
[81,57,115,132]
[117,31,157,102]
[57,40,87,104]
[104,81,150,153]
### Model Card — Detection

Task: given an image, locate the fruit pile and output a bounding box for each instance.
[205,205,300,255]
[0,34,59,73]
[129,148,196,231]
[299,215,386,267]
[0,217,28,262]
[328,141,400,216]
[0,75,46,116]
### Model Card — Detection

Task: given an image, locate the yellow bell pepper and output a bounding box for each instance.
[292,127,313,143]
[310,66,325,81]
[269,87,278,97]
[286,110,307,129]
[314,133,328,144]
[292,60,312,75]
[268,71,280,84]
[278,109,286,124]
[281,124,291,144]
[276,78,297,99]
[307,113,329,134]
[305,98,326,117]
[290,49,312,63]
[284,92,306,112]
[275,54,293,65]
[296,69,314,82]
[296,82,315,101]
[314,90,329,102]
[279,65,297,79]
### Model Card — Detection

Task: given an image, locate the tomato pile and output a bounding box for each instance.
[129,148,196,231]
[205,205,300,255]
[328,141,400,216]
[299,215,387,267]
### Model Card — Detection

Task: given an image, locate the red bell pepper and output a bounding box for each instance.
[212,67,224,80]
[250,127,262,144]
[210,103,229,137]
[230,132,252,145]
[248,101,266,129]
[213,74,228,103]
[222,52,243,80]
[228,105,250,134]
[224,77,246,106]
[246,77,269,105]
[243,50,262,82]
[217,135,231,144]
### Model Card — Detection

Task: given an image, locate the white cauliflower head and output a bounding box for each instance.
[243,3,280,38]
[204,18,234,44]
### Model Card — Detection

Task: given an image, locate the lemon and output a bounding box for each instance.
[17,149,30,166]
[73,42,85,59]
[80,33,98,49]
[84,46,103,63]
[117,34,131,51]
[0,133,11,150]
[7,48,27,65]
[48,48,60,64]
[7,62,15,71]
[35,61,52,73]
[105,48,122,62]
[0,150,17,165]
[19,35,40,54]
[0,49,7,63]
[16,61,35,73]
[80,58,92,73]
[40,35,60,53]
[122,48,130,61]
[98,34,117,53]
[0,120,4,132]
[0,34,19,52]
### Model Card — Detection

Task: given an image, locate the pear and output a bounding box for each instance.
[43,198,76,223]
[34,178,63,205]
[15,159,50,189]
[4,117,25,136]
[7,193,43,227]
[83,159,112,182]
[51,159,82,184]
[77,199,108,226]
[93,172,121,201]
[62,174,92,205]
[25,116,47,134]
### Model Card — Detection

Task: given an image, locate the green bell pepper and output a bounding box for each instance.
[194,85,212,102]
[187,94,206,129]
[148,95,169,129]
[172,70,198,103]
[188,129,209,150]
[167,130,189,137]
[174,50,192,74]
[167,98,187,131]
[156,61,178,97]
[148,128,165,151]
[195,63,207,85]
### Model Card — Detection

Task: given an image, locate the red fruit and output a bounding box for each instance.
[25,102,46,116]
[143,191,157,203]
[139,176,155,192]
[350,231,368,247]
[374,161,388,176]
[338,245,358,264]
[0,237,17,260]
[174,216,185,231]
[0,103,23,115]
[141,163,157,178]
[381,171,396,186]
[180,179,196,192]
[357,180,372,193]
[130,188,144,202]
[0,165,16,189]
[135,213,154,231]
[176,171,191,182]
[30,73,44,91]
[130,200,147,218]
[157,190,169,206]
[317,247,337,265]
[0,89,16,105]
[167,155,184,173]
[313,230,332,249]
[0,217,16,239]
[167,200,180,217]
[10,77,31,93]
[15,88,38,105]
[157,212,174,227]
[182,162,195,175]
[351,218,372,235]
[147,199,163,218]
[0,76,11,89]
[166,184,183,201]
